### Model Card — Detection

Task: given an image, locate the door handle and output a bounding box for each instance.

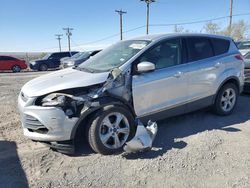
[214,62,221,68]
[173,71,183,78]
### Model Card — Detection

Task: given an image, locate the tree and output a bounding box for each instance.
[173,25,184,33]
[203,22,221,34]
[223,20,249,41]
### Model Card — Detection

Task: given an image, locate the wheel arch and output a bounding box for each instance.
[213,76,240,103]
[70,96,135,140]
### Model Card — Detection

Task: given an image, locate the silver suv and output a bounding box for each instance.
[18,34,244,154]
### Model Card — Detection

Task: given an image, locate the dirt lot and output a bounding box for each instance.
[0,71,250,188]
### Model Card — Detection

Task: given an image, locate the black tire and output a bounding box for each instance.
[213,83,238,116]
[39,64,48,71]
[86,105,135,155]
[12,65,21,73]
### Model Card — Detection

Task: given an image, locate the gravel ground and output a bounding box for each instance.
[0,71,250,188]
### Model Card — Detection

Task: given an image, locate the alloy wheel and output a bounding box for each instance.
[99,112,130,149]
[220,88,236,112]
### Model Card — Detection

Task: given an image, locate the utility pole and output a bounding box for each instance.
[141,0,155,35]
[63,27,73,52]
[55,34,63,52]
[229,0,233,34]
[115,9,127,40]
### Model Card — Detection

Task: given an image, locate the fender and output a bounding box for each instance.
[212,75,240,104]
[70,96,135,139]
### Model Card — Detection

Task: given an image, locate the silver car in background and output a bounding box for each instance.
[244,52,250,69]
[18,33,244,155]
[61,50,101,68]
[237,40,250,56]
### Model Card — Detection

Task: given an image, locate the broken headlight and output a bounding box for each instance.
[41,93,86,117]
[42,93,66,107]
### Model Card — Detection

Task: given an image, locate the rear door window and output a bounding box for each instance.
[50,53,67,59]
[186,37,213,62]
[211,38,230,55]
[61,52,71,57]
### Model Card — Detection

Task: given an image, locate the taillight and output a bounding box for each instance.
[235,54,244,61]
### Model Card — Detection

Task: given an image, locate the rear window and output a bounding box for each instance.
[211,38,230,55]
[186,37,213,62]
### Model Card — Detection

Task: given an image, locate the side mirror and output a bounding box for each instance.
[137,61,155,73]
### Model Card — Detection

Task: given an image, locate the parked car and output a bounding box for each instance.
[61,50,101,68]
[0,56,27,72]
[29,51,78,71]
[237,40,250,55]
[244,52,250,69]
[18,34,244,155]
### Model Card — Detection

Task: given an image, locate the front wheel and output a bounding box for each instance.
[213,83,238,115]
[87,105,135,155]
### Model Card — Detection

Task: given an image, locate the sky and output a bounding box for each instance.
[0,0,250,52]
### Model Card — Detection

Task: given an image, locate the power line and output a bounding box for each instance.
[63,27,73,53]
[32,12,250,52]
[71,12,250,48]
[149,12,250,27]
[115,9,127,40]
[55,34,63,52]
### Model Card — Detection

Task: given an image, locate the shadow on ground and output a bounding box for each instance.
[123,94,250,159]
[68,94,250,158]
[0,141,28,188]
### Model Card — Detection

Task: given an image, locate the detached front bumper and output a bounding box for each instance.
[18,93,79,142]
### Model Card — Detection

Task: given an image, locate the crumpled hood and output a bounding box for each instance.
[22,68,109,97]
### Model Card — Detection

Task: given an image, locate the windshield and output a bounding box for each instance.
[238,41,250,50]
[77,40,150,72]
[42,53,51,60]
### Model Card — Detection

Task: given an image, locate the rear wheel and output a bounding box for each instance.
[12,65,21,73]
[213,83,238,115]
[39,64,48,71]
[86,105,135,155]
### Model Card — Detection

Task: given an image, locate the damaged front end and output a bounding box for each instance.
[21,67,158,155]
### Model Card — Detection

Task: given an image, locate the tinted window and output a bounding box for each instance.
[90,50,101,56]
[211,38,230,55]
[186,37,213,62]
[138,38,183,69]
[61,52,70,57]
[0,56,16,61]
[50,53,69,59]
